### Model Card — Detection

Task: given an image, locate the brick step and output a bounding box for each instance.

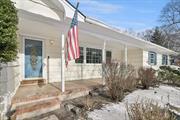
[11,95,58,111]
[11,98,60,120]
[20,79,45,86]
[12,91,59,105]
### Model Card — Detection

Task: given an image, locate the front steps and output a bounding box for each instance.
[10,86,95,119]
[10,94,60,120]
[9,80,101,120]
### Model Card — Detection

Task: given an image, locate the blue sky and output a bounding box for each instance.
[69,0,170,31]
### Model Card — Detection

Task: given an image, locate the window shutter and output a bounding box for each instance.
[154,53,157,65]
[162,55,164,65]
[148,52,150,64]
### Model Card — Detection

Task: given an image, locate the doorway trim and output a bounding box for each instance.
[22,35,45,80]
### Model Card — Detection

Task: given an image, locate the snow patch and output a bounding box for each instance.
[88,85,180,120]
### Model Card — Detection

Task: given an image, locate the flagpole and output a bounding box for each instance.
[61,34,65,92]
[62,1,79,92]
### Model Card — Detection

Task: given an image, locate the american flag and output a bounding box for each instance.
[66,2,80,66]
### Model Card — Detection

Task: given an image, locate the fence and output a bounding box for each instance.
[0,63,20,119]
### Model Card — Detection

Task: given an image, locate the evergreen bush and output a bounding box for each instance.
[0,0,18,63]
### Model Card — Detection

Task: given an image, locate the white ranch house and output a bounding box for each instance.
[0,0,177,118]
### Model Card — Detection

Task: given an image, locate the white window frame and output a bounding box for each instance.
[86,47,102,64]
[148,51,157,65]
[162,55,168,65]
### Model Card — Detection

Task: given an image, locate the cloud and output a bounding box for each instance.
[79,0,121,14]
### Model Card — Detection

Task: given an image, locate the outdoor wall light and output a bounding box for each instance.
[50,40,55,45]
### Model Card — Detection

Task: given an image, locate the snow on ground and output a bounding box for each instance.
[88,85,180,120]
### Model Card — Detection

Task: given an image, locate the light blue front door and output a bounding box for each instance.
[25,39,43,78]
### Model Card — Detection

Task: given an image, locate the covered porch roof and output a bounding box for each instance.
[81,17,177,55]
[18,8,177,55]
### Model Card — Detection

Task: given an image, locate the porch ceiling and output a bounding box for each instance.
[79,31,137,50]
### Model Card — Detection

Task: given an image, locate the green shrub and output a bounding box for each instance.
[0,0,18,63]
[172,69,180,76]
[157,71,166,81]
[159,66,180,75]
[159,66,172,72]
[158,66,180,86]
[138,67,157,89]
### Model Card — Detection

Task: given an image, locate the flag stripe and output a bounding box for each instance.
[71,29,76,58]
[69,30,75,59]
[73,26,78,58]
[75,26,80,56]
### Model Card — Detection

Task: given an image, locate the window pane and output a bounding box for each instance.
[86,48,102,63]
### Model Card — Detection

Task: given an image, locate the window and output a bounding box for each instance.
[148,51,157,65]
[106,51,112,63]
[162,55,168,65]
[86,48,102,63]
[170,55,175,65]
[75,47,84,63]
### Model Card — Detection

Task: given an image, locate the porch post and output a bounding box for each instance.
[61,34,65,92]
[124,45,128,67]
[102,40,106,85]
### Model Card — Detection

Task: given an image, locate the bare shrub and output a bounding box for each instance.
[127,100,176,120]
[138,67,157,89]
[82,96,103,111]
[103,62,138,101]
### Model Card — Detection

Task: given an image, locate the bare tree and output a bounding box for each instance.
[159,0,180,52]
[123,28,138,37]
[160,0,180,32]
[137,29,154,42]
[138,27,170,48]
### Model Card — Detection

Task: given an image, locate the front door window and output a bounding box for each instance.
[25,39,43,78]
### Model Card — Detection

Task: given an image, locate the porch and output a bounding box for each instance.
[19,11,143,86]
[10,79,102,119]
